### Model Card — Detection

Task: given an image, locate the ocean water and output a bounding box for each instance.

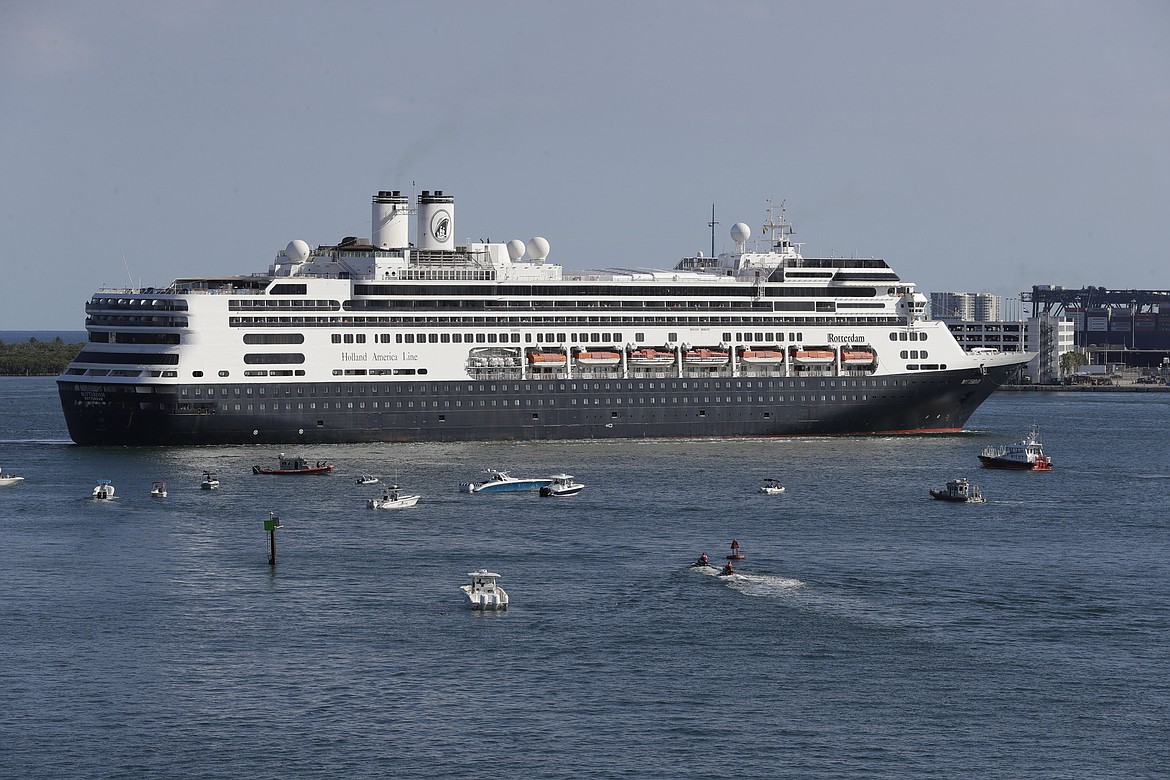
[1,377,1167,778]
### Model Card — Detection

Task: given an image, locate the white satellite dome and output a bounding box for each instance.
[730,223,751,245]
[506,239,526,261]
[526,236,550,261]
[285,239,311,264]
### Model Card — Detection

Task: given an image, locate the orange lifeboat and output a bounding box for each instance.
[575,350,621,367]
[684,349,730,366]
[739,349,784,365]
[527,351,567,365]
[840,349,876,366]
[793,349,836,364]
[629,349,675,367]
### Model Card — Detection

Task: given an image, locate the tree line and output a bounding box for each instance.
[0,337,85,376]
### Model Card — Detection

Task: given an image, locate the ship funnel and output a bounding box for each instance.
[372,190,409,250]
[418,190,455,251]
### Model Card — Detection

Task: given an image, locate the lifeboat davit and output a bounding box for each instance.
[793,349,836,364]
[575,350,621,367]
[684,349,730,366]
[739,349,784,365]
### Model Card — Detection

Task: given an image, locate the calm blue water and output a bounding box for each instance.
[1,377,1168,778]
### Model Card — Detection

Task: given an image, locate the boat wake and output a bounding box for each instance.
[690,565,805,597]
[723,572,806,598]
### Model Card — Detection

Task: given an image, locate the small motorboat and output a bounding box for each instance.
[460,569,509,610]
[930,477,986,503]
[718,562,736,577]
[0,465,25,487]
[200,471,220,490]
[689,552,712,568]
[356,475,379,485]
[253,453,334,475]
[759,478,786,495]
[459,469,553,494]
[978,423,1053,471]
[539,473,584,497]
[727,538,745,561]
[92,480,116,500]
[367,486,421,510]
[150,481,168,498]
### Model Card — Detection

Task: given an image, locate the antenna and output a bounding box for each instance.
[708,204,718,258]
[121,250,134,289]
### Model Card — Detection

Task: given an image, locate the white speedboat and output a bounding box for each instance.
[356,475,379,485]
[460,570,509,610]
[459,469,553,494]
[92,480,115,500]
[0,466,25,487]
[200,471,220,490]
[539,473,585,497]
[150,480,168,498]
[759,478,786,495]
[367,486,421,509]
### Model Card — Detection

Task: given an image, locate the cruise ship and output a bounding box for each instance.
[58,189,1029,445]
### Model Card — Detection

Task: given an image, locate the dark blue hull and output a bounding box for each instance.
[57,364,1013,445]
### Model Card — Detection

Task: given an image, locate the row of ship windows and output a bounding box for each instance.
[226,315,899,328]
[230,299,340,311]
[87,297,188,311]
[889,331,929,341]
[175,377,904,398]
[348,284,880,299]
[203,395,877,412]
[329,331,807,345]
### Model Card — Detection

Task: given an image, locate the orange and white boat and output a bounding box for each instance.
[840,349,876,366]
[978,424,1053,471]
[684,349,730,366]
[739,349,784,365]
[527,351,567,366]
[629,349,675,367]
[793,349,836,365]
[575,350,621,367]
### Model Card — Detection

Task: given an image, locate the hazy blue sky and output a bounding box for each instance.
[2,0,1167,329]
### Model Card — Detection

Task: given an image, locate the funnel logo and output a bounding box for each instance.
[430,209,451,243]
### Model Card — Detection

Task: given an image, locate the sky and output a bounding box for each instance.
[1,0,1167,329]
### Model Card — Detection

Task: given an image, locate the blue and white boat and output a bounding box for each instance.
[459,469,553,494]
[539,473,585,497]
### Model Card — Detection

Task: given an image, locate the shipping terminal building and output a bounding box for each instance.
[931,286,1170,384]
